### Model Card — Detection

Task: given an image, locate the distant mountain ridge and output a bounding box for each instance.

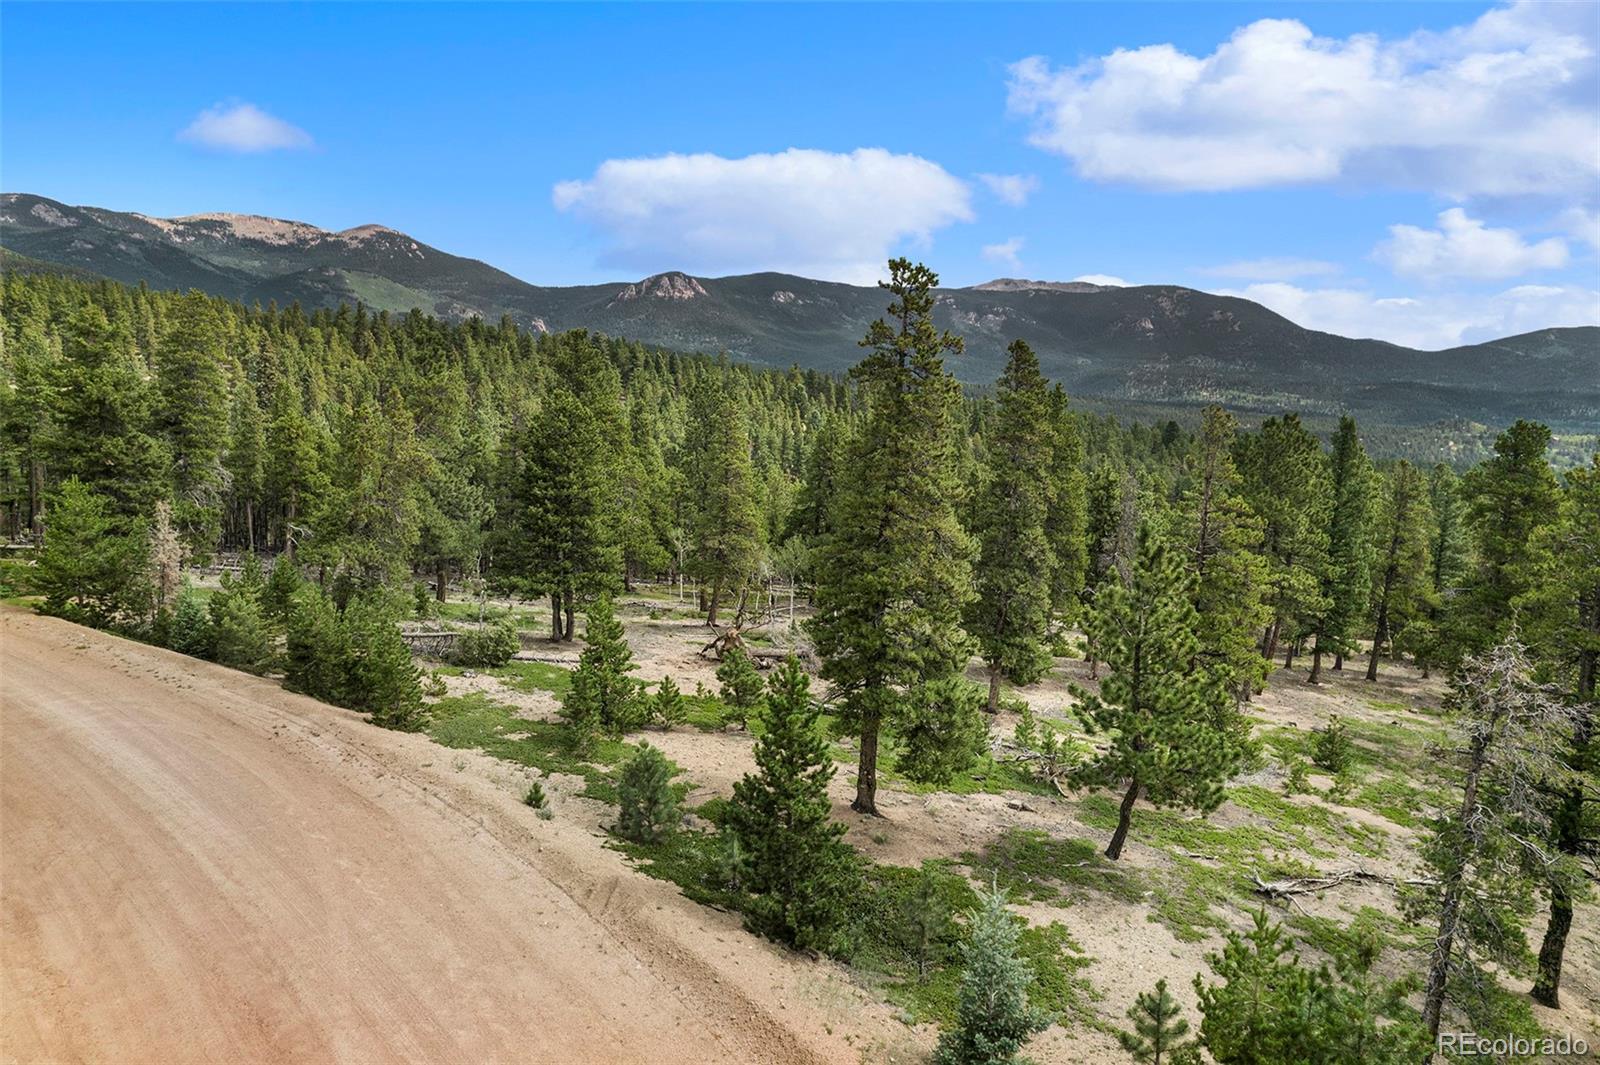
[2,192,1595,429]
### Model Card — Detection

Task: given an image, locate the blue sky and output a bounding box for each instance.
[3,1,1597,348]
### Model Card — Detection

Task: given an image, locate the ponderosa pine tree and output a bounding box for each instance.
[1455,420,1560,655]
[155,294,232,557]
[224,375,265,553]
[1519,453,1600,1007]
[36,478,150,628]
[1043,385,1088,633]
[263,390,329,557]
[1307,417,1376,683]
[1082,461,1127,677]
[969,340,1055,712]
[1365,460,1433,681]
[309,396,429,588]
[1071,529,1250,860]
[48,301,167,520]
[560,594,641,749]
[1237,414,1331,671]
[727,656,857,951]
[1178,406,1269,699]
[933,882,1050,1065]
[500,387,620,640]
[808,259,974,815]
[617,400,674,589]
[685,377,764,626]
[1414,463,1471,673]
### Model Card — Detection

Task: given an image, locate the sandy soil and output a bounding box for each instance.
[0,609,905,1065]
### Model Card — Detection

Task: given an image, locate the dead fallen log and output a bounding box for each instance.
[1249,868,1437,900]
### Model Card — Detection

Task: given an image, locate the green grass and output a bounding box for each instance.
[962,828,1144,906]
[425,692,627,800]
[492,659,572,697]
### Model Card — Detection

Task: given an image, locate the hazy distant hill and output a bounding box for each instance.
[3,192,1595,429]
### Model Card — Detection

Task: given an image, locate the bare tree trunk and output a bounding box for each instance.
[1308,636,1324,684]
[562,588,576,642]
[245,499,256,554]
[1424,732,1488,1039]
[987,668,1001,714]
[550,593,563,641]
[435,561,448,603]
[706,579,722,627]
[1105,779,1140,860]
[29,459,45,538]
[1532,622,1595,1007]
[1366,600,1390,681]
[853,708,882,815]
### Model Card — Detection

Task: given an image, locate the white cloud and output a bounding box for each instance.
[1217,279,1600,348]
[553,148,973,283]
[1197,258,1341,281]
[178,102,313,153]
[1074,274,1130,287]
[982,237,1025,270]
[1559,206,1600,252]
[1375,208,1568,280]
[1005,2,1599,200]
[978,173,1039,206]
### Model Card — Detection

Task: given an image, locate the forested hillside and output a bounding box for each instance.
[6,193,1596,432]
[3,263,1597,1062]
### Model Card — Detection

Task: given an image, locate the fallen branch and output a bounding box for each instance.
[1249,868,1437,900]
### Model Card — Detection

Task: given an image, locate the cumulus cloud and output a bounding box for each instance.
[1217,279,1600,349]
[978,173,1039,206]
[982,237,1025,270]
[1375,208,1568,280]
[1005,1,1599,200]
[178,102,313,152]
[1074,274,1130,287]
[1197,258,1341,281]
[1559,206,1600,252]
[552,148,973,283]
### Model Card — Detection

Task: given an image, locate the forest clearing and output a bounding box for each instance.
[3,259,1598,1064]
[3,571,1595,1062]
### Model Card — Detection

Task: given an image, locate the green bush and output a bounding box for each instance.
[167,586,214,658]
[716,645,765,728]
[209,584,275,674]
[651,675,689,730]
[451,615,520,668]
[616,742,680,843]
[1312,716,1355,775]
[898,677,988,786]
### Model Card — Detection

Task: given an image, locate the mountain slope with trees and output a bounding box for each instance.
[4,193,1594,430]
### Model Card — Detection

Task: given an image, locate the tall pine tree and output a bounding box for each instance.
[808,260,974,815]
[969,340,1055,712]
[1071,529,1250,859]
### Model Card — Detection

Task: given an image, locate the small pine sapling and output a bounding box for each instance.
[1118,979,1196,1064]
[652,674,689,730]
[716,644,765,729]
[616,742,680,843]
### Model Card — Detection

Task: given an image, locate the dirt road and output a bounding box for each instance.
[0,609,883,1064]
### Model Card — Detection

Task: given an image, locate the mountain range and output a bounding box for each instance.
[2,192,1595,430]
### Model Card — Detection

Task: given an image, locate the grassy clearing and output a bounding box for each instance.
[425,692,627,801]
[1259,720,1449,832]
